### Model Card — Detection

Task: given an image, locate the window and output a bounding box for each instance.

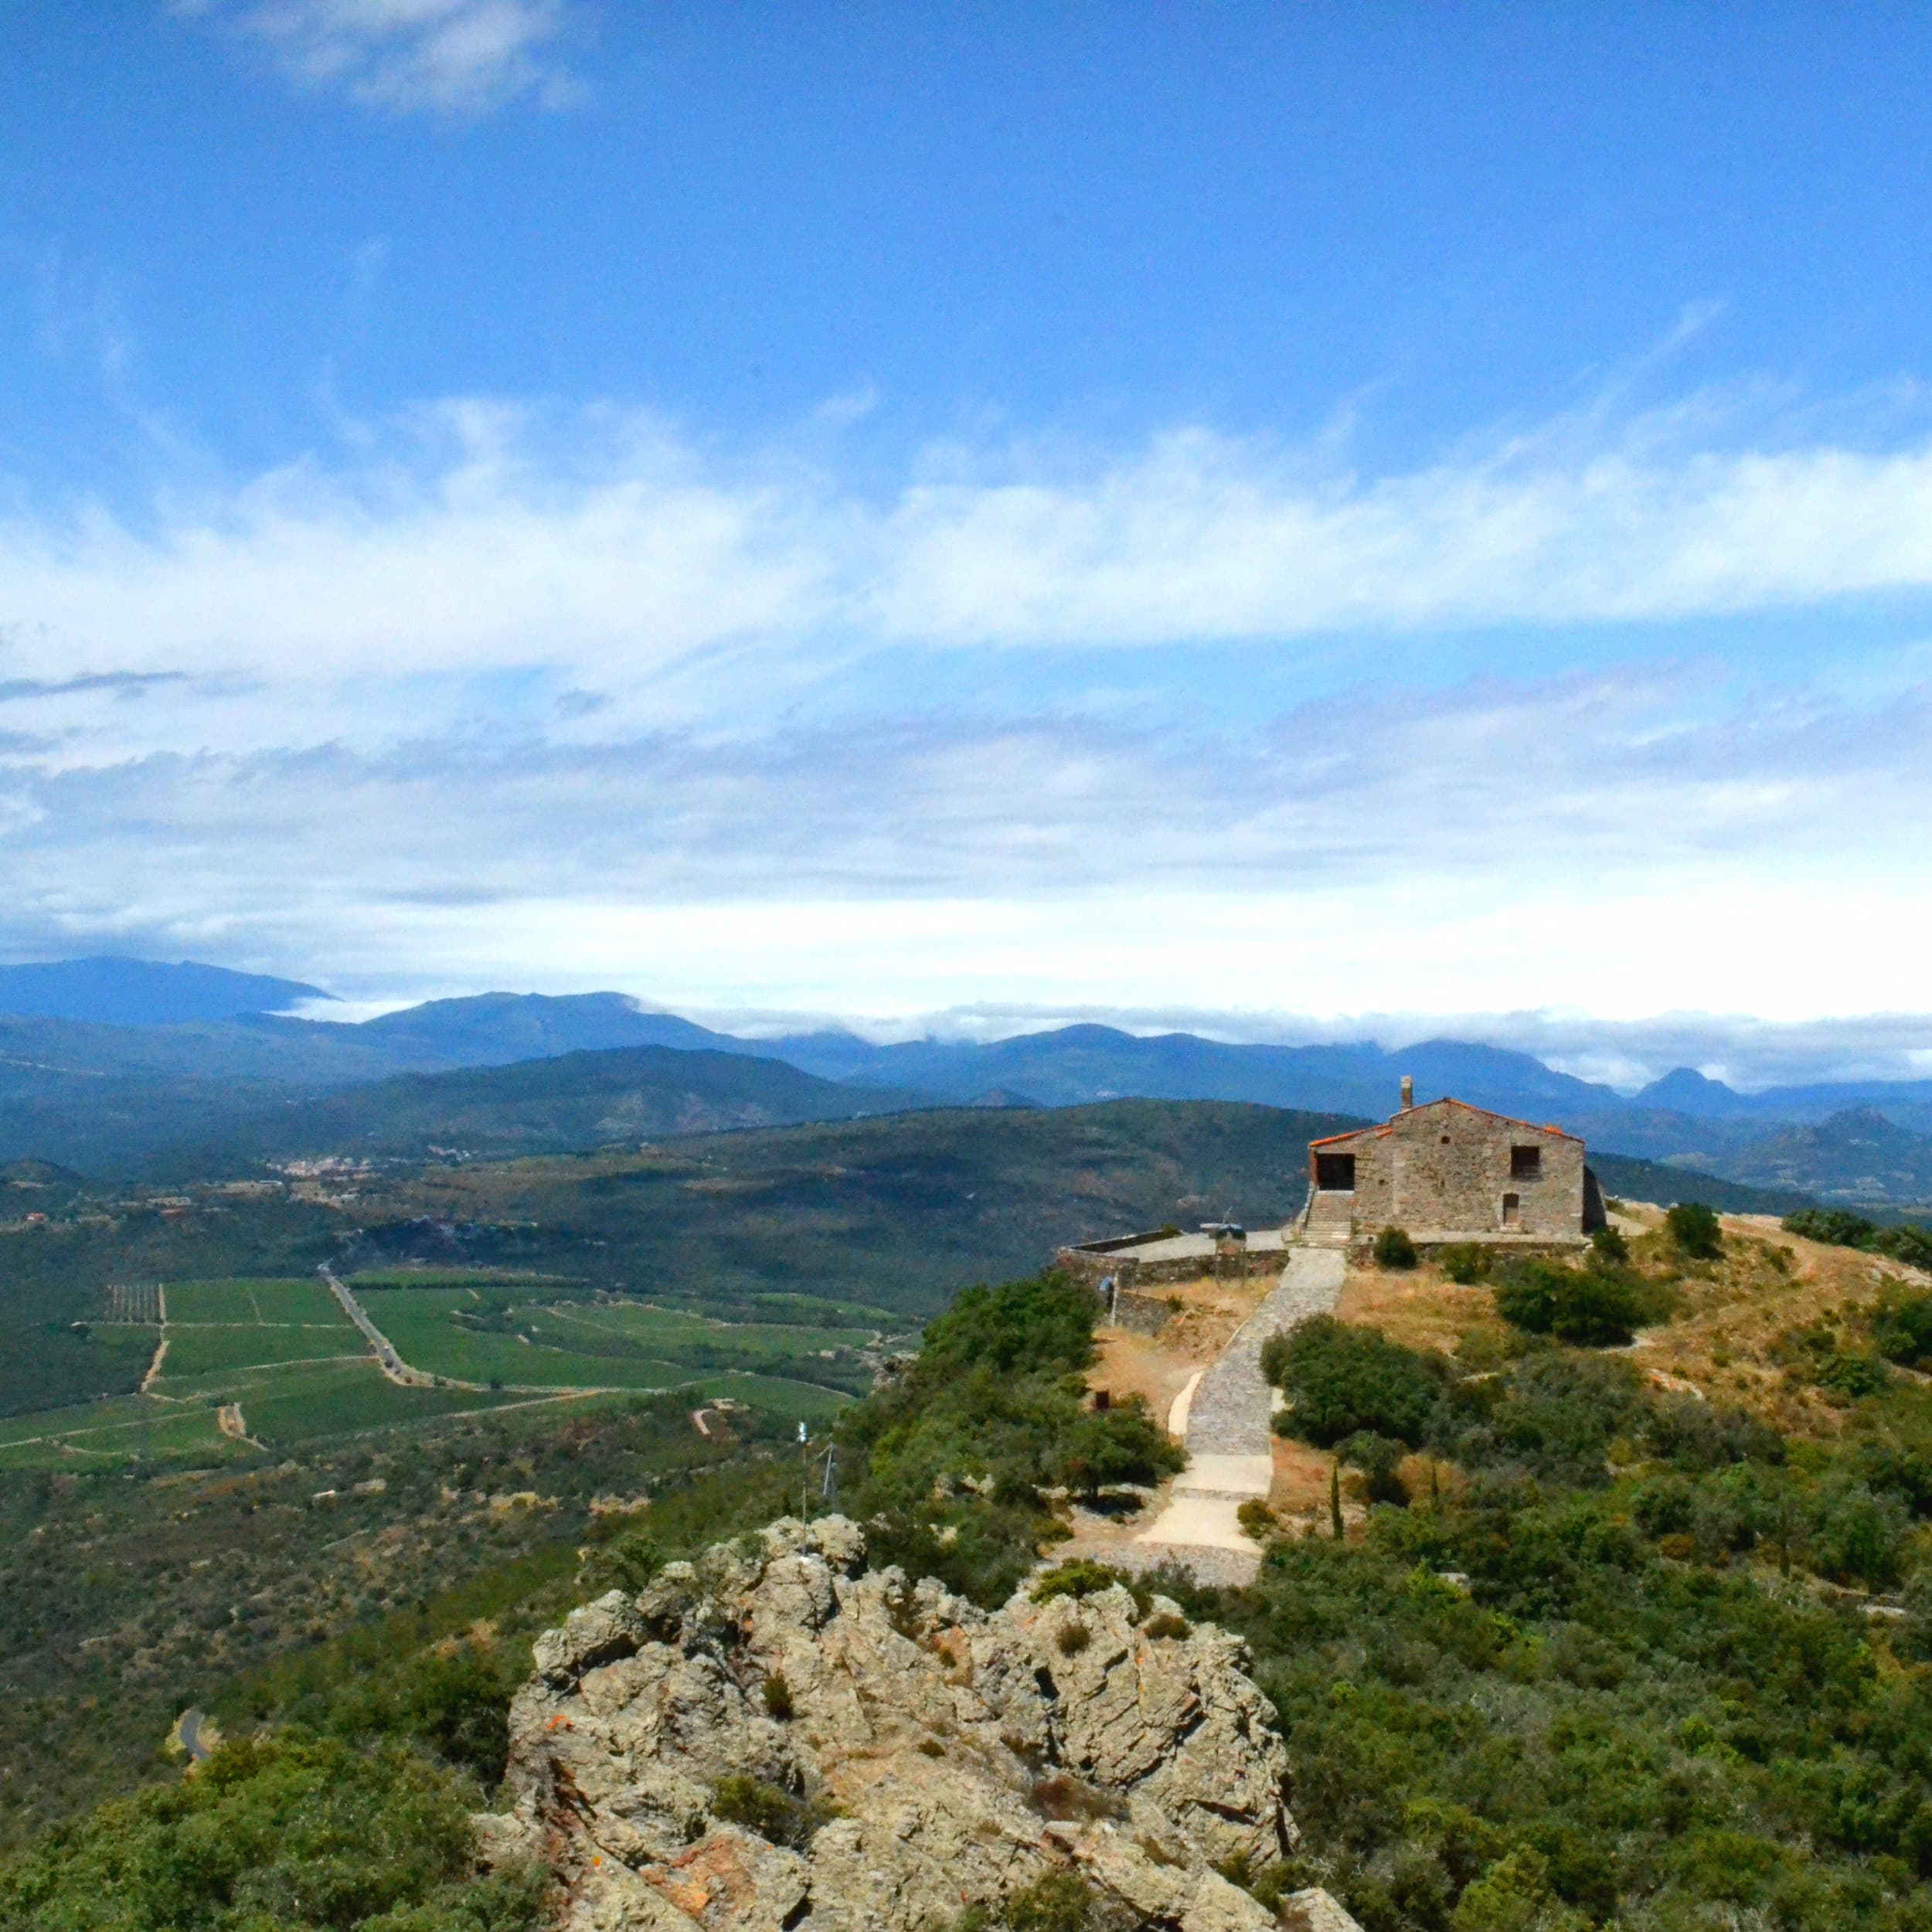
[1315,1152,1356,1192]
[1511,1145,1542,1179]
[1501,1192,1521,1226]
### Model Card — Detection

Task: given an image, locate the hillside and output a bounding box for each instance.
[0,956,328,1025]
[155,1044,928,1172]
[1713,1105,1932,1209]
[9,965,1932,1201]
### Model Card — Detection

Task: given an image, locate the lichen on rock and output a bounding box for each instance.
[487,1515,1354,1932]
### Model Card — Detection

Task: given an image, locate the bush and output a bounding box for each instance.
[1589,1226,1629,1267]
[1340,1431,1410,1506]
[1236,1498,1277,1539]
[1872,1289,1932,1369]
[1665,1202,1723,1259]
[1784,1207,1876,1248]
[1374,1226,1419,1270]
[710,1774,836,1849]
[1492,1260,1648,1348]
[1440,1243,1490,1285]
[1005,1871,1106,1932]
[917,1272,1097,1378]
[1031,1558,1143,1607]
[1264,1317,1444,1448]
[1047,1397,1185,1501]
[0,1734,550,1932]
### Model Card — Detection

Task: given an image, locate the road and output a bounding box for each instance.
[318,1264,437,1386]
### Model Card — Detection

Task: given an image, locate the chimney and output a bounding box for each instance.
[1400,1075,1414,1111]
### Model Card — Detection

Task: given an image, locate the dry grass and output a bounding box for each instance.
[1335,1261,1512,1361]
[1089,1270,1267,1429]
[1331,1202,1932,1442]
[1617,1206,1930,1437]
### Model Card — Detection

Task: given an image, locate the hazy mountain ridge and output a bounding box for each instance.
[4,961,1932,1201]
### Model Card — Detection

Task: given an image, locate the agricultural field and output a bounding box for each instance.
[354,1281,871,1410]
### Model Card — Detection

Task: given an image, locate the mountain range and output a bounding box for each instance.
[1,957,1930,1208]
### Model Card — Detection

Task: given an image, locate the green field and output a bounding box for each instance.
[0,1400,239,1471]
[162,1323,366,1376]
[360,1308,684,1389]
[353,1285,873,1400]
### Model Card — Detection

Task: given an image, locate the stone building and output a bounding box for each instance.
[1299,1077,1604,1251]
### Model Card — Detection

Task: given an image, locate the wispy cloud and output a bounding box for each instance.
[180,0,581,115]
[15,396,1932,706]
[0,672,188,703]
[4,390,1932,1029]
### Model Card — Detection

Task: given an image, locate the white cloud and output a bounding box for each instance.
[181,0,580,115]
[16,397,1932,713]
[5,392,1932,1036]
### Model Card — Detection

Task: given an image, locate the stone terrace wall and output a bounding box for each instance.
[1111,1287,1179,1337]
[1054,1247,1284,1289]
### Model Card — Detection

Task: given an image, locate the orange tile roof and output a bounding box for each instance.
[1307,1094,1582,1148]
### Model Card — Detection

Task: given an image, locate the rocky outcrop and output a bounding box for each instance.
[485,1515,1352,1932]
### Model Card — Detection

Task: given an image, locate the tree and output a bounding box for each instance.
[1665,1202,1723,1259]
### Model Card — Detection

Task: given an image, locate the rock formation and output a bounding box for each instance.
[484,1515,1355,1932]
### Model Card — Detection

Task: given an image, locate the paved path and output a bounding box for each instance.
[1136,1247,1346,1560]
[319,1265,438,1386]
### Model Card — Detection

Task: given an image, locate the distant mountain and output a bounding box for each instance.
[6,962,1932,1205]
[343,991,733,1067]
[147,1046,928,1173]
[1633,1067,1758,1119]
[1712,1107,1932,1209]
[760,1025,1625,1121]
[0,957,328,1026]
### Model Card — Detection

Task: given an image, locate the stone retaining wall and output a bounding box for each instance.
[1054,1247,1284,1288]
[1111,1287,1179,1336]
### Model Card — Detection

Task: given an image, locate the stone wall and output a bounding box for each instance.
[1315,1100,1586,1240]
[1054,1247,1284,1289]
[1111,1287,1180,1336]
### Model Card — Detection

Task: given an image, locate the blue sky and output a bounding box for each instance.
[5,2,1932,1083]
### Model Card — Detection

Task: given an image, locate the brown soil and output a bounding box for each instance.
[1089,1272,1268,1430]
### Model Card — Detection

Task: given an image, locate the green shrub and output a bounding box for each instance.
[1236,1498,1277,1539]
[1492,1259,1648,1348]
[1440,1243,1490,1285]
[1004,1871,1105,1932]
[1264,1317,1444,1448]
[710,1774,835,1849]
[1589,1226,1629,1267]
[916,1272,1097,1378]
[1340,1430,1410,1506]
[1031,1558,1141,1606]
[1665,1201,1723,1259]
[1374,1226,1419,1270]
[762,1672,794,1720]
[1047,1396,1185,1501]
[1872,1289,1932,1369]
[0,1734,549,1932]
[1784,1207,1876,1248]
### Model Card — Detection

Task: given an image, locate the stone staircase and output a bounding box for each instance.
[1301,1189,1355,1248]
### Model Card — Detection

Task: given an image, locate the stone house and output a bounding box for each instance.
[1299,1077,1605,1251]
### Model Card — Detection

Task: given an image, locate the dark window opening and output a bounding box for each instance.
[1502,1192,1521,1226]
[1511,1145,1542,1179]
[1315,1152,1356,1192]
